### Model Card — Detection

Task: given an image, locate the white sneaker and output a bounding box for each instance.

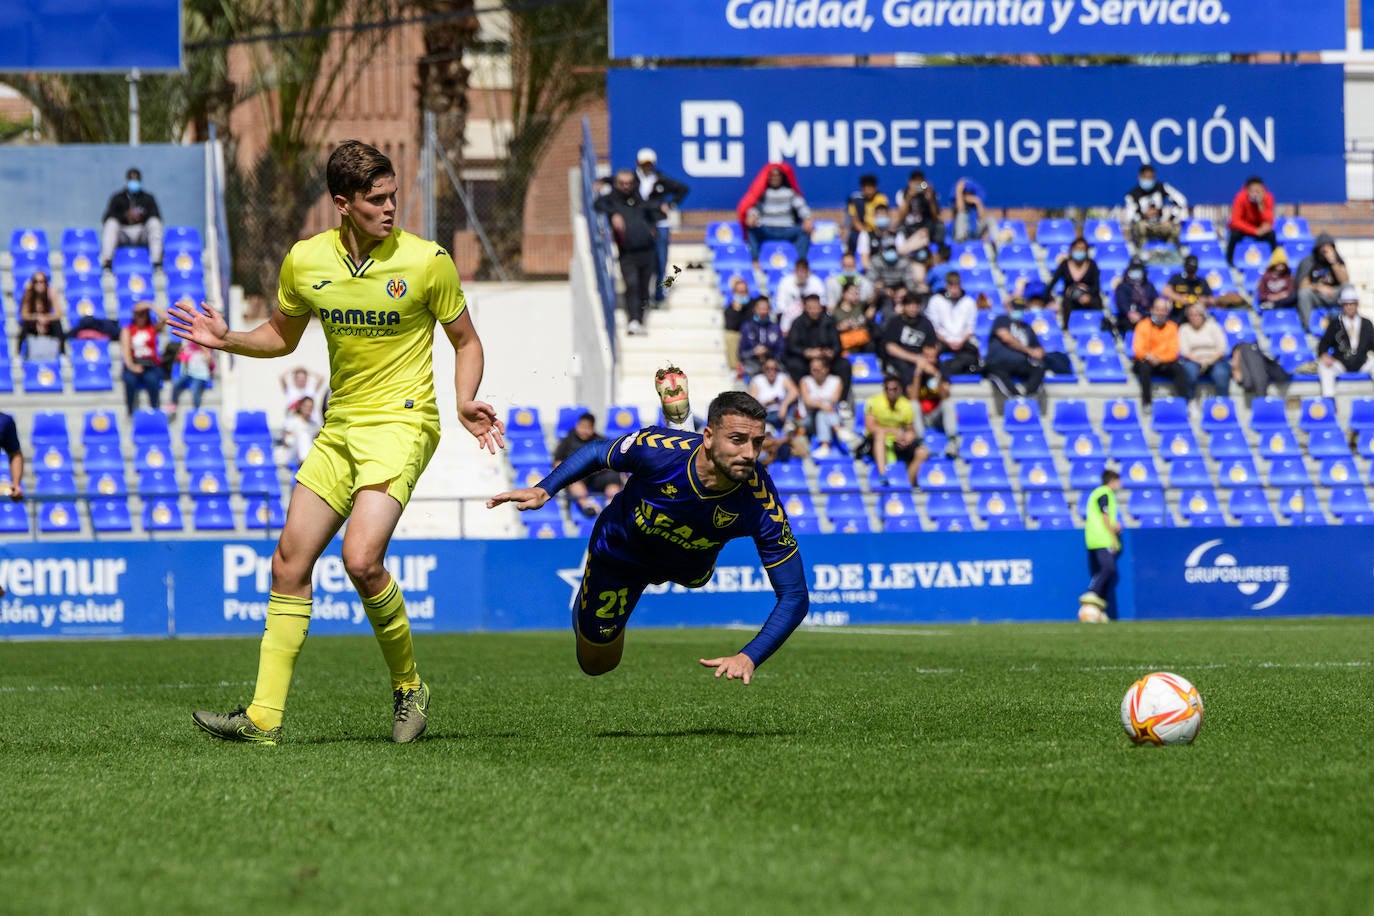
[627,320,645,336]
[812,444,832,460]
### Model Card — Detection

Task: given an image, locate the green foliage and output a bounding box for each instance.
[2,618,1370,913]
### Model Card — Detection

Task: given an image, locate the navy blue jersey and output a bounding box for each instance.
[0,412,19,458]
[586,426,797,586]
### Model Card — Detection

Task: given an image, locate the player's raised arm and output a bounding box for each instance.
[167,300,308,359]
[486,487,550,511]
[700,550,809,685]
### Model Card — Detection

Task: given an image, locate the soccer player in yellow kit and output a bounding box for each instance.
[170,141,504,744]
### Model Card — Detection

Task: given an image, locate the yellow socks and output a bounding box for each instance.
[363,579,421,691]
[246,592,312,731]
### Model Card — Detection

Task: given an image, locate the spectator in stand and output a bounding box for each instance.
[280,395,322,468]
[878,294,939,394]
[1177,303,1232,399]
[281,366,325,421]
[16,272,66,359]
[1295,233,1348,331]
[947,177,987,243]
[749,357,800,431]
[983,295,1047,408]
[169,339,216,414]
[120,301,166,415]
[800,356,858,460]
[738,295,785,378]
[844,174,888,255]
[774,258,826,335]
[1123,164,1188,247]
[831,276,874,356]
[594,168,661,336]
[1256,248,1299,311]
[552,411,624,517]
[100,167,164,271]
[1113,258,1161,336]
[925,271,980,377]
[1316,286,1374,399]
[722,276,753,374]
[1048,237,1103,330]
[892,170,944,280]
[0,409,24,503]
[858,203,912,292]
[1132,299,1189,411]
[1226,175,1277,266]
[1162,255,1214,321]
[634,148,689,305]
[864,375,927,487]
[824,251,873,308]
[738,163,812,269]
[784,294,852,399]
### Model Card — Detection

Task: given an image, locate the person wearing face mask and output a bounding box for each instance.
[1256,248,1299,311]
[1123,164,1188,248]
[983,294,1047,410]
[1113,258,1162,336]
[948,177,988,243]
[738,295,785,378]
[1226,176,1278,267]
[722,276,754,373]
[774,258,827,335]
[1131,299,1189,411]
[1295,233,1348,331]
[1047,237,1103,329]
[824,251,873,307]
[844,174,889,255]
[99,167,164,272]
[858,203,912,291]
[1162,254,1215,322]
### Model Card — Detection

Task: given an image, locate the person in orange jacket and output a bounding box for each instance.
[1132,299,1189,412]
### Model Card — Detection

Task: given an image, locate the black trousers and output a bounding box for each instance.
[984,353,1045,396]
[1087,548,1118,619]
[618,248,654,324]
[784,354,853,401]
[1132,359,1188,405]
[1225,228,1278,266]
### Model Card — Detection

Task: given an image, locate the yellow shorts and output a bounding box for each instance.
[294,412,440,516]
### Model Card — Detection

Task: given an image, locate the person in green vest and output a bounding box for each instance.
[1079,468,1123,622]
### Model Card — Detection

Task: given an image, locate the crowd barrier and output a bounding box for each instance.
[2,527,1366,639]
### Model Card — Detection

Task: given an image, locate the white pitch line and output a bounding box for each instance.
[1009,661,1369,673]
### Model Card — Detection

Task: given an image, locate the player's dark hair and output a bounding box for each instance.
[859,173,878,186]
[327,140,395,200]
[1102,469,1120,485]
[707,391,767,428]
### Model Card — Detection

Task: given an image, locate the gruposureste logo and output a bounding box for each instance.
[1183,539,1289,610]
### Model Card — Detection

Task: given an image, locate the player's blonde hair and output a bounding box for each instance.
[327,140,394,201]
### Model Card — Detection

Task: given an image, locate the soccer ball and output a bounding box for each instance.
[1078,604,1107,623]
[1120,672,1204,746]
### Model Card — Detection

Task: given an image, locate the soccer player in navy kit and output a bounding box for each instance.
[488,391,809,683]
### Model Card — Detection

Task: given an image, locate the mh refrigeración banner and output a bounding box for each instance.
[607,65,1345,210]
[610,0,1346,58]
[0,0,182,71]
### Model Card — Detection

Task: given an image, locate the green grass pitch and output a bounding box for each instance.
[2,618,1371,915]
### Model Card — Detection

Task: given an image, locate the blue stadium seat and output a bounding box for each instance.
[1082,353,1127,384]
[1298,398,1341,433]
[137,468,179,496]
[1006,431,1052,462]
[0,351,13,393]
[770,460,810,494]
[711,245,752,281]
[1207,430,1253,460]
[190,470,230,497]
[182,409,222,445]
[1167,459,1211,489]
[1248,397,1291,433]
[983,512,1025,531]
[1318,457,1359,487]
[1181,218,1217,243]
[1233,240,1272,271]
[86,469,128,498]
[61,227,99,261]
[1068,313,1106,340]
[1329,485,1372,518]
[1257,427,1301,459]
[1035,219,1077,247]
[705,221,743,251]
[1120,458,1160,488]
[1146,265,1173,289]
[1026,488,1071,520]
[1228,487,1271,518]
[112,247,152,275]
[814,459,861,494]
[1216,458,1261,488]
[240,467,283,497]
[163,225,203,254]
[71,340,113,392]
[82,443,123,474]
[1276,217,1313,245]
[22,360,63,394]
[1282,239,1314,264]
[1179,487,1224,524]
[82,409,122,446]
[509,435,552,469]
[879,490,919,522]
[1259,309,1303,338]
[864,463,908,494]
[1202,269,1237,296]
[1268,458,1312,487]
[1052,400,1093,437]
[1149,397,1191,432]
[1100,398,1142,433]
[1084,219,1124,244]
[759,241,798,277]
[507,464,546,491]
[67,285,107,321]
[1271,333,1316,374]
[555,405,591,440]
[917,459,960,492]
[975,489,1019,520]
[522,502,567,539]
[831,515,874,534]
[11,250,47,290]
[966,459,1010,491]
[35,470,76,498]
[30,411,70,450]
[1157,430,1200,461]
[848,352,882,385]
[192,497,236,531]
[245,497,287,530]
[954,400,993,435]
[141,498,184,532]
[166,277,206,306]
[1093,242,1131,270]
[809,219,840,245]
[1338,511,1374,526]
[959,432,1001,461]
[809,241,843,275]
[780,492,818,525]
[1307,427,1353,459]
[1016,461,1061,491]
[933,513,975,532]
[997,243,1038,271]
[824,491,868,521]
[33,442,74,474]
[90,497,133,533]
[989,219,1030,246]
[134,442,174,473]
[1214,311,1258,351]
[1278,486,1320,519]
[603,405,642,438]
[1108,430,1151,460]
[882,514,924,533]
[1123,487,1167,523]
[234,410,272,443]
[924,490,969,519]
[1189,241,1227,267]
[1068,458,1107,491]
[1198,396,1242,433]
[38,501,82,533]
[505,406,543,439]
[1000,398,1043,434]
[949,241,991,270]
[131,409,171,445]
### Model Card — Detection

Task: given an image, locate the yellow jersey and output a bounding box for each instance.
[278,227,466,421]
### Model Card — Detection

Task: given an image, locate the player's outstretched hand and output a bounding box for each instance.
[166,300,229,349]
[460,400,506,453]
[486,487,550,511]
[699,653,756,685]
